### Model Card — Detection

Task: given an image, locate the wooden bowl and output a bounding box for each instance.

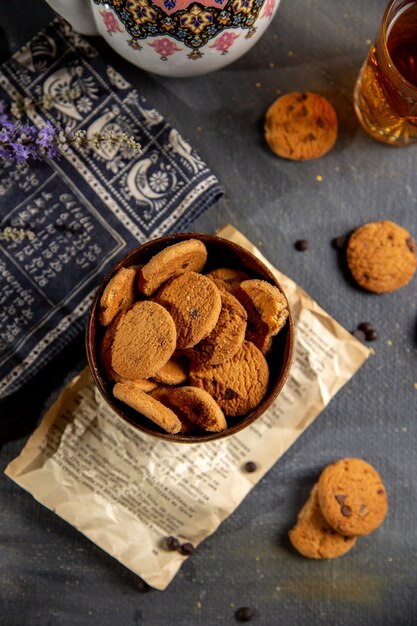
[86,233,294,443]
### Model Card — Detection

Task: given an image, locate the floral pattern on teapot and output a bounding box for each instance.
[93,0,267,59]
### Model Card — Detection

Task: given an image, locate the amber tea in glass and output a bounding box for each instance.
[354,0,417,146]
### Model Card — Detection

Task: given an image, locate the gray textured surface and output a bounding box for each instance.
[1,1,417,624]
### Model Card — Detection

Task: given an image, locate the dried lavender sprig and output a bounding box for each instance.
[9,89,78,119]
[0,102,141,163]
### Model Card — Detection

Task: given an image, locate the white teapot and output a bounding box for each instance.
[44,0,281,77]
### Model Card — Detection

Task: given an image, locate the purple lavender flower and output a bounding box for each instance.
[10,142,32,162]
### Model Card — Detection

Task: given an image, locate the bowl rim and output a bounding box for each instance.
[86,232,294,443]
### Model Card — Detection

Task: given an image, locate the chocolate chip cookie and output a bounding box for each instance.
[264,92,338,160]
[317,458,388,537]
[98,266,137,326]
[155,271,222,349]
[111,300,177,379]
[137,239,208,296]
[289,484,357,559]
[185,289,247,365]
[346,220,417,293]
[189,340,269,416]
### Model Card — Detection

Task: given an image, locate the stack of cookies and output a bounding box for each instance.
[289,458,388,559]
[96,238,289,436]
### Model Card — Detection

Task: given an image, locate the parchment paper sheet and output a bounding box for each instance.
[5,225,369,590]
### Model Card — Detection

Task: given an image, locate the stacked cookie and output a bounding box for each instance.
[96,238,289,435]
[289,458,388,559]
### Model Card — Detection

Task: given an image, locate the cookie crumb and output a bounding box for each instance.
[316,175,323,182]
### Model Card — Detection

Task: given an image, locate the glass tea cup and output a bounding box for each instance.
[353,0,417,146]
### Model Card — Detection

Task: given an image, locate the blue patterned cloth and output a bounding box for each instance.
[0,19,222,399]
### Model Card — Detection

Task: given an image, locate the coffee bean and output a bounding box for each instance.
[166,536,180,551]
[244,461,257,473]
[357,322,379,342]
[180,542,195,556]
[331,235,347,249]
[357,322,373,333]
[235,607,254,622]
[294,239,309,251]
[137,578,151,592]
[365,328,378,342]
[351,329,366,342]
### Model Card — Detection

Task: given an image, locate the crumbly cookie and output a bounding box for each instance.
[99,312,157,391]
[119,378,158,392]
[264,92,338,161]
[99,311,126,381]
[289,485,357,559]
[206,267,250,294]
[155,271,222,349]
[98,266,137,326]
[113,382,182,434]
[189,340,269,416]
[111,301,176,379]
[137,239,208,296]
[167,386,227,432]
[152,355,189,385]
[346,220,417,293]
[150,386,197,433]
[234,279,289,353]
[317,458,388,537]
[185,290,247,365]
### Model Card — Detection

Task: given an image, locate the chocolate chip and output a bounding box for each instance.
[300,105,308,117]
[166,536,180,551]
[137,578,151,592]
[362,273,370,281]
[358,322,373,333]
[296,93,308,101]
[377,488,384,495]
[351,329,366,342]
[224,387,238,400]
[244,461,257,473]
[180,542,195,556]
[305,132,317,141]
[294,239,309,251]
[316,116,325,128]
[365,328,378,342]
[335,494,347,505]
[190,308,200,319]
[331,235,347,249]
[235,607,254,622]
[287,104,295,112]
[406,237,415,252]
[357,322,378,342]
[341,504,352,517]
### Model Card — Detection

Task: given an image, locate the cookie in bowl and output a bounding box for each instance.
[86,233,294,443]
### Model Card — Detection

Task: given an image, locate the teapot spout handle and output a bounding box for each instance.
[44,0,99,36]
